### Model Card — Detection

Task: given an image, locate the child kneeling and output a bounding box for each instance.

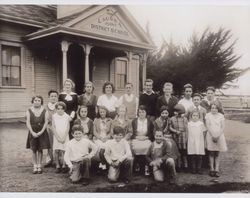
[146,130,177,184]
[104,126,133,183]
[64,125,97,185]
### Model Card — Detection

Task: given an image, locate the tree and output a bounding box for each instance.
[147,28,244,95]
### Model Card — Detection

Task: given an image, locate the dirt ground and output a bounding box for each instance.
[0,119,250,193]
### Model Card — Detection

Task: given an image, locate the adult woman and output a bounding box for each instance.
[78,81,97,120]
[58,79,78,138]
[97,81,118,119]
[201,86,224,114]
[156,82,179,117]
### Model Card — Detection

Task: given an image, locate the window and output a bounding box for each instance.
[1,45,21,86]
[115,59,127,89]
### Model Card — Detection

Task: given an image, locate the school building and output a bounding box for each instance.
[0,5,154,119]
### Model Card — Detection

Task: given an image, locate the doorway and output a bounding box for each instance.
[67,44,85,95]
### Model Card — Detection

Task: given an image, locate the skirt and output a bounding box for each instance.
[26,130,50,151]
[131,139,152,155]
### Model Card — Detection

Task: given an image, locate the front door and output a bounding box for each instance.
[67,44,85,95]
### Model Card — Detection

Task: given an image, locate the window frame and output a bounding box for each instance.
[0,41,25,89]
[114,57,128,90]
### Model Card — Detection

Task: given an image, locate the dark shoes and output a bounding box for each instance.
[61,167,68,173]
[55,167,61,174]
[209,170,220,177]
[44,161,53,168]
[82,179,90,186]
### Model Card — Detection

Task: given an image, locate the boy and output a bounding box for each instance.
[116,82,139,120]
[146,130,177,184]
[186,93,207,123]
[44,90,58,167]
[139,79,158,121]
[178,84,194,112]
[64,125,97,185]
[104,126,133,183]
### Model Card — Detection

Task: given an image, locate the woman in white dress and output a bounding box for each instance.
[205,102,227,177]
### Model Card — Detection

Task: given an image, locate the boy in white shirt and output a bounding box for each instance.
[64,125,97,185]
[104,126,133,184]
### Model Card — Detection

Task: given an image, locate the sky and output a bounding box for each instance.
[126,4,250,95]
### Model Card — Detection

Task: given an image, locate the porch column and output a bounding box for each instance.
[81,44,93,83]
[126,51,133,82]
[61,41,70,83]
[142,53,148,85]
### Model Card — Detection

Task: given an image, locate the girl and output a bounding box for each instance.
[170,104,188,172]
[97,81,118,119]
[52,101,71,173]
[26,95,50,174]
[93,106,112,170]
[154,106,180,161]
[131,105,154,176]
[205,103,227,177]
[78,81,97,120]
[187,110,206,174]
[59,79,78,139]
[74,105,94,140]
[111,105,132,141]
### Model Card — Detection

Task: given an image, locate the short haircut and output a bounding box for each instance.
[31,95,43,105]
[64,78,75,89]
[125,82,133,87]
[163,82,173,88]
[154,130,163,136]
[78,105,88,117]
[184,83,193,90]
[48,90,58,96]
[55,101,67,110]
[137,105,147,115]
[144,79,153,85]
[102,81,115,93]
[193,93,202,99]
[174,104,185,114]
[84,81,95,92]
[210,102,220,110]
[160,105,169,114]
[113,126,125,136]
[190,109,200,117]
[206,86,215,92]
[71,124,83,134]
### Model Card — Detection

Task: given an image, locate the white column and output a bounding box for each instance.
[127,51,133,82]
[142,53,148,85]
[61,41,69,84]
[81,44,93,83]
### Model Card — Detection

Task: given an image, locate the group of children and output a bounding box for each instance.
[26,79,227,185]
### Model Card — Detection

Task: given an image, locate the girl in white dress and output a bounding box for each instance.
[187,110,206,174]
[52,101,70,173]
[205,103,227,177]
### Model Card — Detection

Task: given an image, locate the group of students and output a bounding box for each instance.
[25,78,227,185]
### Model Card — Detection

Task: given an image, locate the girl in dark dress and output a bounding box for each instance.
[58,79,78,139]
[78,81,97,120]
[26,95,50,174]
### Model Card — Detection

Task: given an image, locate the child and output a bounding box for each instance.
[205,103,227,177]
[178,83,194,112]
[93,106,112,170]
[131,105,154,176]
[52,101,71,173]
[187,110,206,174]
[154,106,180,161]
[116,83,138,120]
[146,130,177,184]
[139,79,158,121]
[74,105,94,140]
[26,95,50,174]
[104,126,133,183]
[170,104,188,172]
[111,105,132,141]
[44,90,58,167]
[78,81,97,120]
[64,125,97,185]
[186,93,207,123]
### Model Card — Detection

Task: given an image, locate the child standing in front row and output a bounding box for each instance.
[74,105,94,140]
[64,125,97,185]
[52,101,71,173]
[26,95,50,174]
[205,103,227,177]
[187,110,206,174]
[170,104,188,172]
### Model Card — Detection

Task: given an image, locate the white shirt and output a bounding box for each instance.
[97,94,118,112]
[137,118,148,136]
[104,139,132,164]
[64,138,97,168]
[178,98,194,112]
